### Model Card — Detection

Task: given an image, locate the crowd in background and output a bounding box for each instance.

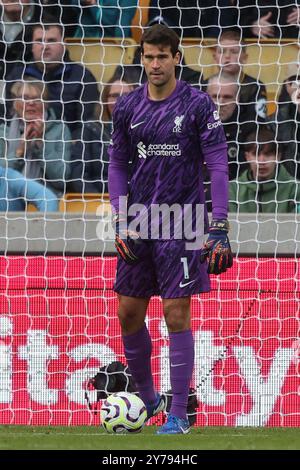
[1,0,300,213]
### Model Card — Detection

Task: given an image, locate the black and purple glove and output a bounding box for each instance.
[200,219,233,274]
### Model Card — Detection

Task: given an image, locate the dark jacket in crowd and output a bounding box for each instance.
[70,122,110,193]
[6,52,99,133]
[238,0,300,38]
[269,101,300,179]
[202,72,267,123]
[148,0,238,38]
[222,107,260,180]
[0,4,41,82]
[38,1,79,37]
[238,73,267,118]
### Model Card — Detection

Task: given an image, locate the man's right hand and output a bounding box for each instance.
[113,214,141,265]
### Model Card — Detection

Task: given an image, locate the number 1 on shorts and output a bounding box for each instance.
[180,257,189,280]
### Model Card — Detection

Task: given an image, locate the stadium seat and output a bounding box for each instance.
[26,203,37,212]
[59,192,111,214]
[66,37,297,103]
[266,94,277,116]
[65,38,137,84]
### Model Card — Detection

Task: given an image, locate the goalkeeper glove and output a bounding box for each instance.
[200,219,233,274]
[113,213,141,265]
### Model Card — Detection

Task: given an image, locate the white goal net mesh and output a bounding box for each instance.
[0,1,299,427]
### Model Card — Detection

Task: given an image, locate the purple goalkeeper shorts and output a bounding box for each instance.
[114,239,210,299]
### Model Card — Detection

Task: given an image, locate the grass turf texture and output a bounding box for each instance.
[0,425,299,450]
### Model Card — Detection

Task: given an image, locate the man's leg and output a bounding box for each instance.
[152,240,209,433]
[163,297,194,422]
[118,295,159,408]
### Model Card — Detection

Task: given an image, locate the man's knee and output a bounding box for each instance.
[163,298,191,332]
[118,295,149,334]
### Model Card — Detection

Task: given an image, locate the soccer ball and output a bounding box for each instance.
[100,392,147,434]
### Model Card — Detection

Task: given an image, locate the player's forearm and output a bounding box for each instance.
[204,144,229,220]
[209,168,229,219]
[108,160,129,213]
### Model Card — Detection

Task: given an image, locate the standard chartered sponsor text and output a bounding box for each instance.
[138,141,181,158]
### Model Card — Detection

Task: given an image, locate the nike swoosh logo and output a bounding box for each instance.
[179,280,196,288]
[131,121,145,129]
[171,363,187,368]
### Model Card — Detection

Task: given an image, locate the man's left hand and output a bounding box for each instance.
[200,219,233,274]
[113,213,141,265]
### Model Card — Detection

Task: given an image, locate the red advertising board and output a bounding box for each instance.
[0,256,299,426]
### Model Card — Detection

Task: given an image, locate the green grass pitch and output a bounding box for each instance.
[0,425,299,450]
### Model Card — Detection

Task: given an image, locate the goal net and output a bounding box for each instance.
[0,1,299,427]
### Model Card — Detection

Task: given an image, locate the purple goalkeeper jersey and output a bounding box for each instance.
[108,80,228,238]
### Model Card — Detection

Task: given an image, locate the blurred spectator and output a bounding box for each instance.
[39,1,79,37]
[0,166,58,211]
[69,0,138,39]
[229,127,300,213]
[269,75,300,179]
[202,29,267,122]
[206,72,259,179]
[114,16,202,88]
[0,77,72,194]
[101,76,136,131]
[238,1,300,39]
[0,0,43,83]
[70,76,135,193]
[148,1,237,38]
[6,13,99,133]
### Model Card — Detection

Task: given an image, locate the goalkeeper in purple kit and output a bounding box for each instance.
[108,24,232,434]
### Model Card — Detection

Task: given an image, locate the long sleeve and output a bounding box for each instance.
[108,97,130,214]
[6,167,58,212]
[196,93,229,220]
[108,152,129,214]
[22,179,58,212]
[204,143,229,220]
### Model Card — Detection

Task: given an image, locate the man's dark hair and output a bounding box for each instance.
[141,24,180,57]
[244,126,279,155]
[32,13,64,38]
